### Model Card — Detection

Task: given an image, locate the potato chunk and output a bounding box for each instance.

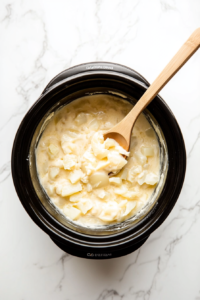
[63,154,77,170]
[137,171,159,185]
[49,167,60,180]
[89,119,99,130]
[109,177,122,186]
[48,144,59,156]
[122,191,140,200]
[69,169,83,184]
[134,151,147,165]
[106,151,127,172]
[141,147,154,157]
[95,160,110,171]
[61,182,82,197]
[75,199,93,215]
[63,206,81,220]
[123,201,136,217]
[127,166,142,183]
[99,202,119,221]
[91,132,108,159]
[86,183,93,192]
[75,112,87,125]
[104,138,129,156]
[89,171,109,188]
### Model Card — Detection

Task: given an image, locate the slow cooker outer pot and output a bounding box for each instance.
[11,62,186,259]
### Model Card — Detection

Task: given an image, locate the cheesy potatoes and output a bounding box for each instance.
[36,95,160,226]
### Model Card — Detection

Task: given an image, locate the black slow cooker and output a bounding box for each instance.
[11,62,186,259]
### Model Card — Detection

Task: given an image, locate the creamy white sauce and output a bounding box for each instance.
[36,95,160,226]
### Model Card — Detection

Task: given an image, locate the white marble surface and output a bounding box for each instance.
[1,0,200,299]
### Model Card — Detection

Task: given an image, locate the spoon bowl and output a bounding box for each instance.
[104,132,129,151]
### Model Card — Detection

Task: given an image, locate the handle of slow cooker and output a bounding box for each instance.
[42,62,150,94]
[50,234,149,259]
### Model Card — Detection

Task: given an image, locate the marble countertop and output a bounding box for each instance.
[1,0,200,299]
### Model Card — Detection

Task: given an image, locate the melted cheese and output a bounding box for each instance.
[36,95,160,226]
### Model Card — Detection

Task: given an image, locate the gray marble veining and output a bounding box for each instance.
[1,0,200,299]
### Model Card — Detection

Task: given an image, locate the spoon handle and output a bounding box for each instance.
[113,28,200,143]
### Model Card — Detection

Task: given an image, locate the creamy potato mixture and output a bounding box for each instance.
[36,95,160,226]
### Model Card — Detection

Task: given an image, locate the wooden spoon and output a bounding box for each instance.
[104,28,200,152]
